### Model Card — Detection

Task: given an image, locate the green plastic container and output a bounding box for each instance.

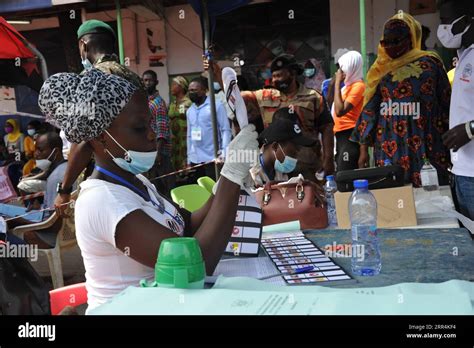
[140,238,205,289]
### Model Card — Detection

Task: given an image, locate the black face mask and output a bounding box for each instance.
[274,78,292,93]
[189,92,204,104]
[146,86,156,95]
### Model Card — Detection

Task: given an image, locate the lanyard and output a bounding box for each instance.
[94,165,185,230]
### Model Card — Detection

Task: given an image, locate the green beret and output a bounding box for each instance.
[77,19,116,40]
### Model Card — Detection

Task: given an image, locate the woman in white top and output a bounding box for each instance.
[38,69,258,311]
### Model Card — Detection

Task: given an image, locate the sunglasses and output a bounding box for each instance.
[380,36,410,47]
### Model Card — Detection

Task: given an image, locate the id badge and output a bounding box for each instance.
[191,127,202,141]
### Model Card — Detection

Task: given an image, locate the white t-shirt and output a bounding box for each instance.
[450,44,474,177]
[75,178,185,313]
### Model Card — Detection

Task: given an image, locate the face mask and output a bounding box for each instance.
[437,16,472,49]
[384,42,410,59]
[189,92,204,104]
[104,130,157,175]
[4,126,13,134]
[261,69,271,80]
[304,68,316,78]
[273,144,297,173]
[35,148,56,171]
[213,82,221,91]
[27,129,36,137]
[274,78,292,93]
[80,42,93,70]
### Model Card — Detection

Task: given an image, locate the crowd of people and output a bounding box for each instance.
[2,0,474,311]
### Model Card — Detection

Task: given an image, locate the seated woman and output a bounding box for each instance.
[22,120,41,176]
[250,115,316,186]
[3,119,26,189]
[38,69,258,312]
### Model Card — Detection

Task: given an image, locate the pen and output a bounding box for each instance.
[258,265,314,280]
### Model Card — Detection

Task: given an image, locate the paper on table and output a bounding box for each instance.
[417,197,474,235]
[262,220,301,234]
[214,277,474,313]
[213,256,285,285]
[89,285,472,315]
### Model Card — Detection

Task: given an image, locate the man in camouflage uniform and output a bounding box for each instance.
[53,20,146,214]
[238,54,335,181]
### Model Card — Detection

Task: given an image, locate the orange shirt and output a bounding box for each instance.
[333,81,365,133]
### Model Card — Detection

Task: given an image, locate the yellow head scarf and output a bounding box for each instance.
[5,119,23,143]
[364,11,442,105]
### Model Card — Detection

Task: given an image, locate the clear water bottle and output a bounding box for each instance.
[420,159,439,191]
[325,175,338,227]
[349,179,381,276]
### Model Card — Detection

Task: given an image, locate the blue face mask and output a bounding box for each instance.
[105,130,157,175]
[261,68,271,80]
[81,56,93,70]
[213,82,221,91]
[273,144,297,173]
[304,68,316,78]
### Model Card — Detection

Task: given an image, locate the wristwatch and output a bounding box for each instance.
[469,121,474,140]
[56,182,73,195]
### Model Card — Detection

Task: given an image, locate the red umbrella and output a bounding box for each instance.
[0,16,39,77]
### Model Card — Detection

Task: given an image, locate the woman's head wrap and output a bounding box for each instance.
[364,10,442,105]
[172,76,189,93]
[38,68,137,143]
[338,50,364,86]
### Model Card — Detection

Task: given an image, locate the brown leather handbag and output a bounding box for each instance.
[254,179,328,230]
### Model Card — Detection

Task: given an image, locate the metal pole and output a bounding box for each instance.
[201,0,220,179]
[359,0,367,78]
[115,0,125,65]
[10,30,48,80]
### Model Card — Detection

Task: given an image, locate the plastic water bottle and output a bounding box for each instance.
[349,179,381,276]
[420,159,439,191]
[325,175,338,227]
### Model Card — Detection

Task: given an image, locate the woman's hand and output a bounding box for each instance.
[358,145,370,168]
[220,124,259,186]
[335,69,345,84]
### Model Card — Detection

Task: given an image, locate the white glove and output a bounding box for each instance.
[220,124,258,186]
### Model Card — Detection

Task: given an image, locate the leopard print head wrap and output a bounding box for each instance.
[38,68,137,143]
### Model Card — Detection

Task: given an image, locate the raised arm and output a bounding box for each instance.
[54,141,93,215]
[115,125,258,274]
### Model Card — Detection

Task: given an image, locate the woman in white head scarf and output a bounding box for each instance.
[331,50,366,171]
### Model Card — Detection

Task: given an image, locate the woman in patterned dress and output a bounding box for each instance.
[168,76,192,171]
[351,11,452,186]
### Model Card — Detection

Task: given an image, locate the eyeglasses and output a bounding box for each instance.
[380,36,409,47]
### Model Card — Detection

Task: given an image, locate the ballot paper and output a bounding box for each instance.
[224,190,263,257]
[213,256,285,285]
[262,231,354,285]
[222,67,248,128]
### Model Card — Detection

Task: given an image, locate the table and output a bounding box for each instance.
[305,227,474,288]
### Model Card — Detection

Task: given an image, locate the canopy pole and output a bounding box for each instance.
[201,0,220,179]
[115,0,125,65]
[359,0,367,78]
